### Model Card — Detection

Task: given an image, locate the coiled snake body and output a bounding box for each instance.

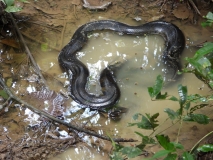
[58,20,185,110]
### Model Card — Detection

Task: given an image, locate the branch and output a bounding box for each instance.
[8,13,49,88]
[188,0,201,15]
[0,77,137,143]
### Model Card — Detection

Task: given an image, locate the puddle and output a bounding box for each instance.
[51,27,212,159]
[1,0,213,159]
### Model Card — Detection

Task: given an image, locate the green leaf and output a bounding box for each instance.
[182,152,194,160]
[120,146,142,158]
[209,80,213,88]
[136,115,153,129]
[136,143,146,150]
[6,78,12,87]
[155,135,175,151]
[197,144,213,152]
[201,21,212,27]
[5,6,22,12]
[152,150,171,159]
[206,12,213,20]
[178,85,187,105]
[193,42,213,60]
[183,115,194,122]
[135,131,156,146]
[0,90,9,99]
[170,142,184,150]
[132,113,142,120]
[164,108,179,120]
[169,96,179,101]
[110,152,123,160]
[4,0,14,6]
[164,153,177,160]
[191,114,209,124]
[41,43,49,52]
[183,114,209,124]
[129,113,159,130]
[189,104,208,114]
[184,102,191,110]
[198,57,211,68]
[156,92,168,100]
[187,94,206,103]
[19,0,30,3]
[148,113,159,128]
[148,75,164,99]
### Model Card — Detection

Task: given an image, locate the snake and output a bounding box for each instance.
[58,20,185,110]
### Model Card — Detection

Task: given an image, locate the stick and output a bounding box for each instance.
[0,77,137,143]
[188,0,201,15]
[8,13,49,88]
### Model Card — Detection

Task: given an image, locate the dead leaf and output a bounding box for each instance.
[0,38,20,49]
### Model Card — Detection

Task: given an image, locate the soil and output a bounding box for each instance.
[0,0,213,159]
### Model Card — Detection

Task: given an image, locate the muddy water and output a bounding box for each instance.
[45,23,213,159]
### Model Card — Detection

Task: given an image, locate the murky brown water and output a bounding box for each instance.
[47,23,212,159]
[1,0,213,159]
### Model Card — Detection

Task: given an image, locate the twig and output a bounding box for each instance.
[73,5,78,19]
[60,20,66,49]
[0,77,137,143]
[8,13,49,88]
[188,0,201,15]
[190,130,213,154]
[176,117,183,143]
[160,0,167,11]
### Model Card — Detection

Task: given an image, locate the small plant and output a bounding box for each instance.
[110,12,213,159]
[182,42,213,89]
[1,0,28,12]
[110,73,213,159]
[201,12,213,27]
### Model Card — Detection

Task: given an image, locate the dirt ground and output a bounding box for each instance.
[0,0,213,159]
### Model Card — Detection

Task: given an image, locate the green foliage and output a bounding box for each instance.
[150,135,185,159]
[201,12,213,27]
[148,75,167,99]
[134,132,156,150]
[110,12,213,160]
[128,113,159,130]
[197,144,213,152]
[0,90,8,99]
[111,68,213,159]
[183,42,213,89]
[120,147,142,158]
[182,152,194,160]
[2,0,29,13]
[148,76,210,124]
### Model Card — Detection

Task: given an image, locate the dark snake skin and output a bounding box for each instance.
[58,20,185,110]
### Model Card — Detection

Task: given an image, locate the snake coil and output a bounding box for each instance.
[58,20,185,110]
